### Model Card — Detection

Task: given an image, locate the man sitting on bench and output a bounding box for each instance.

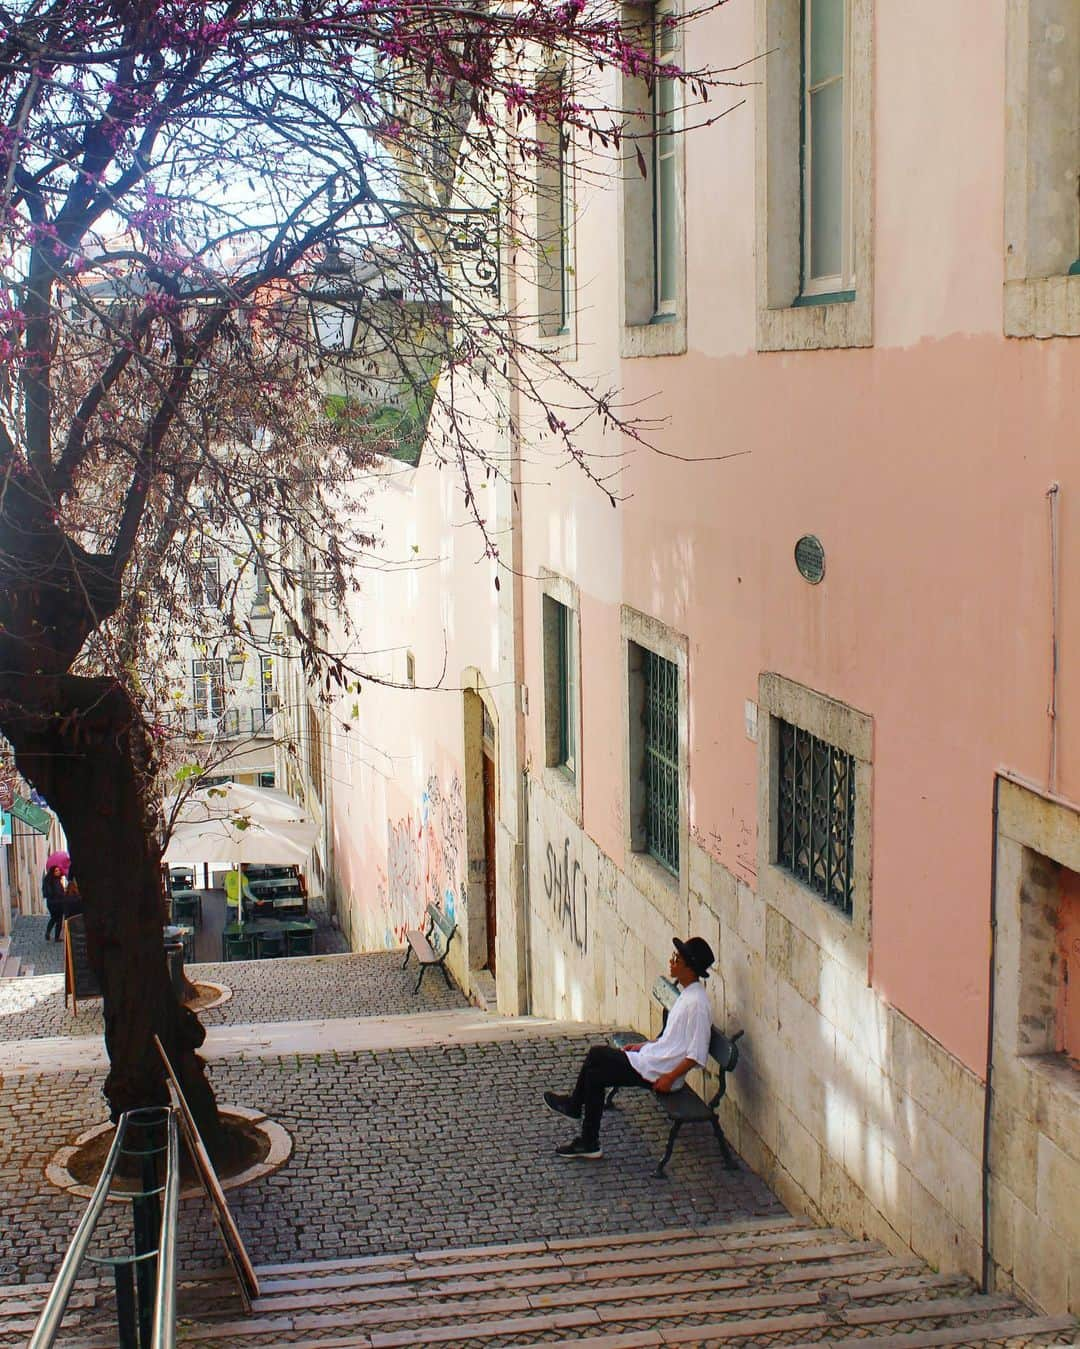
[543,935,716,1160]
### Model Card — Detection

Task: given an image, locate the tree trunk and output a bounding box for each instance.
[2,675,222,1151]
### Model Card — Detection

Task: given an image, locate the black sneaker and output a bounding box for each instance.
[543,1091,581,1120]
[555,1137,602,1160]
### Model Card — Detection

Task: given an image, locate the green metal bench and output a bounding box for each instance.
[608,975,743,1177]
[401,903,457,992]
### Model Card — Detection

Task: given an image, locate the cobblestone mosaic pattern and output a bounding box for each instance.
[0,1033,781,1285]
[0,952,469,1043]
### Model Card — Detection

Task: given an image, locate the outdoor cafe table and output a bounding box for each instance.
[221,917,315,960]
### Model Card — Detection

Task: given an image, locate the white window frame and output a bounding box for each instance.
[800,0,854,300]
[192,658,225,722]
[652,0,680,317]
[619,0,687,357]
[535,64,576,345]
[755,0,873,351]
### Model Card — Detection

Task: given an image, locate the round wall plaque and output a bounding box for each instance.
[794,535,825,584]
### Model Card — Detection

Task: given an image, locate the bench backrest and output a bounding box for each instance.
[425,903,457,955]
[651,975,743,1075]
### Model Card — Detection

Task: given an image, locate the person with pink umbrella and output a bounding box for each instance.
[42,863,67,941]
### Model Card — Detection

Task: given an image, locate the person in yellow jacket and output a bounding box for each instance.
[224,867,256,919]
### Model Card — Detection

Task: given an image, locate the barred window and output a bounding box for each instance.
[776,718,855,915]
[643,649,679,874]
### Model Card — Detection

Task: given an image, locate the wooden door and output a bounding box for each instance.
[482,748,497,975]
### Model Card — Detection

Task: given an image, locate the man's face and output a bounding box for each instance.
[670,949,688,978]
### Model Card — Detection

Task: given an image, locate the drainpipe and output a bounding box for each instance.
[1046,482,1060,793]
[981,773,1001,1293]
[503,75,532,1016]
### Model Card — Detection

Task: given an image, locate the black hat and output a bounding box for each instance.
[673,936,715,978]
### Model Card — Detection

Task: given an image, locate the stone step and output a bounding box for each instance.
[8,1219,1076,1349]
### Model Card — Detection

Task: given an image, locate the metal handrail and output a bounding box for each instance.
[30,1105,181,1349]
[29,1114,132,1348]
[151,1109,181,1349]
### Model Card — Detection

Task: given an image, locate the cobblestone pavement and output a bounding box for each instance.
[0,951,468,1042]
[6,898,349,972]
[0,1033,782,1285]
[4,915,66,977]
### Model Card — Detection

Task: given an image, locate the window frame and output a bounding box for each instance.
[260,654,274,721]
[1003,0,1080,338]
[535,65,575,343]
[618,0,687,357]
[201,557,221,609]
[622,606,688,918]
[540,573,583,826]
[755,0,873,350]
[652,0,680,317]
[192,657,225,722]
[799,0,854,301]
[774,716,856,916]
[757,672,873,971]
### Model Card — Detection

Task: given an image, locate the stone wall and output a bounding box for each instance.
[986,778,1080,1316]
[525,770,1001,1300]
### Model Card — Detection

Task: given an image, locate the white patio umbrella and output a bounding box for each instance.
[163,815,318,866]
[162,783,318,866]
[164,781,309,828]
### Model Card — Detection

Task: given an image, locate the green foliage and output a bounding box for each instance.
[323,371,437,468]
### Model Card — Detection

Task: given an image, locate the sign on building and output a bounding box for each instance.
[9,796,53,834]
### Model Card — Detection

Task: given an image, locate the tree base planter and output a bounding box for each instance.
[183,981,232,1013]
[47,1105,291,1201]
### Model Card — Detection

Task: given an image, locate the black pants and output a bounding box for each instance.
[568,1045,650,1148]
[45,903,64,941]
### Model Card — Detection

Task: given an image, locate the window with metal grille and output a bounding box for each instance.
[775,718,855,915]
[643,649,679,874]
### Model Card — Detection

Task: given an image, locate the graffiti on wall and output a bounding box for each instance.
[376,771,465,948]
[543,835,588,955]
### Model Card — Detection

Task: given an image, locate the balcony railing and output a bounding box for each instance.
[159,706,276,739]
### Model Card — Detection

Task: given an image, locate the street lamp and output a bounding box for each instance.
[310,243,360,355]
[247,601,274,643]
[224,644,248,682]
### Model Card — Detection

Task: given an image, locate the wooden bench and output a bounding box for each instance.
[608,975,743,1177]
[401,904,457,993]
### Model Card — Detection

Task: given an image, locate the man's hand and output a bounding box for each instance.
[653,1057,698,1095]
[623,1043,646,1053]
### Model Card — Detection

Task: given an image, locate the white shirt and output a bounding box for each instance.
[625,980,712,1089]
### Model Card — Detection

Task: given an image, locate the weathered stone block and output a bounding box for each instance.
[1036,1133,1080,1250]
[887,1009,983,1158]
[776,1099,823,1205]
[908,1175,981,1278]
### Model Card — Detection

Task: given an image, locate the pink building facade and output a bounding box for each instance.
[309,0,1079,1315]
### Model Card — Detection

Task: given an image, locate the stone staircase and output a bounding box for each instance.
[2,1215,1075,1348]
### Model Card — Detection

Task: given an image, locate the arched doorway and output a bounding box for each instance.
[463,684,498,980]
